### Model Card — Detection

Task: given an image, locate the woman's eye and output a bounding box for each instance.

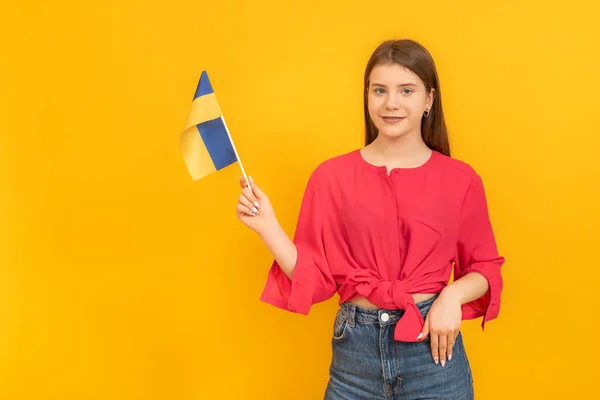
[402,89,413,95]
[374,88,386,95]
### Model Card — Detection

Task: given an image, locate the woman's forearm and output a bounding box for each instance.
[442,272,489,305]
[259,223,298,280]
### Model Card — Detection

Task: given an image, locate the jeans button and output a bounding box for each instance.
[381,312,390,322]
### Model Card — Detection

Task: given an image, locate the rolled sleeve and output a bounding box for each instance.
[260,168,337,315]
[454,174,505,330]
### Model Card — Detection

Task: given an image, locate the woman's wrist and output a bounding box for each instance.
[258,219,283,241]
[440,283,466,305]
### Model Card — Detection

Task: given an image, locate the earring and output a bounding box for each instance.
[423,109,430,117]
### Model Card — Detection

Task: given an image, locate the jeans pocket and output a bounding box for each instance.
[332,309,349,342]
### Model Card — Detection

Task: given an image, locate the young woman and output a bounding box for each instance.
[236,39,505,400]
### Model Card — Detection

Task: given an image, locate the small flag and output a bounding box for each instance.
[180,71,239,181]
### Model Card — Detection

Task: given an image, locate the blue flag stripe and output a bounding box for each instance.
[196,117,237,170]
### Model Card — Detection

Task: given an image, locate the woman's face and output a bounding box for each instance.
[367,63,434,140]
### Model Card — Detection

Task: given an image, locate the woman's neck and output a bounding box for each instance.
[364,134,431,168]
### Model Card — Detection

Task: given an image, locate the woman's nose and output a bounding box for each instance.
[384,95,401,110]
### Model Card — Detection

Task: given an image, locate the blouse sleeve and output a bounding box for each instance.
[259,168,338,315]
[453,174,505,330]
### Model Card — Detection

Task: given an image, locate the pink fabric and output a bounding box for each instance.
[260,149,505,342]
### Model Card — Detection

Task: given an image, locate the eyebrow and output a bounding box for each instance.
[370,83,418,88]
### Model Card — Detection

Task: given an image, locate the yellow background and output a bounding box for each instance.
[1,0,598,398]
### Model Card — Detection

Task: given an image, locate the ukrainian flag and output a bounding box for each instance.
[180,71,238,181]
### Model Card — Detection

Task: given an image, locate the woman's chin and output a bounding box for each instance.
[376,128,410,140]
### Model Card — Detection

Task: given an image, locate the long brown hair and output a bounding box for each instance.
[363,39,450,157]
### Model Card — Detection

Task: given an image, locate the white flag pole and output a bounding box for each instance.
[219,114,253,195]
[209,73,253,194]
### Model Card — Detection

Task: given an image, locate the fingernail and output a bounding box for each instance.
[441,360,446,368]
[252,207,258,214]
[416,333,422,340]
[254,201,260,209]
[434,358,439,365]
[448,355,452,361]
[249,176,254,183]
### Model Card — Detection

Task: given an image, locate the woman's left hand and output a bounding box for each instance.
[417,288,463,367]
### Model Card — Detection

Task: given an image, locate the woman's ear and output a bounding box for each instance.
[427,88,436,110]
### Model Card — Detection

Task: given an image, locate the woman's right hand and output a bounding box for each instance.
[236,176,278,237]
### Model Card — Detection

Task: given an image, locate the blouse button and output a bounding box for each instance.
[380,313,390,322]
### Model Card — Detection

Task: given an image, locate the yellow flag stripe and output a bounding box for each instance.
[183,93,221,132]
[180,126,217,180]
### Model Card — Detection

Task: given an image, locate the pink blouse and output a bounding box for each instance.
[260,149,505,342]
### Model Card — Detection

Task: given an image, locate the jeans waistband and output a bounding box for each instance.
[339,293,439,328]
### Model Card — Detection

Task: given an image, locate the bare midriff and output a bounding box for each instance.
[348,293,437,309]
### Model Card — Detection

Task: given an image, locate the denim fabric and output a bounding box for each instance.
[324,295,474,399]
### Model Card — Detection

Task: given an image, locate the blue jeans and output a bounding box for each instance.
[324,295,474,399]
